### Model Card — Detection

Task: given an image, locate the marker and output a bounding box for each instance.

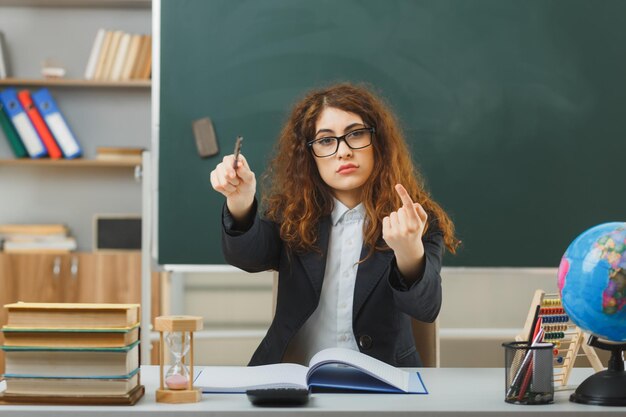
[233,136,243,171]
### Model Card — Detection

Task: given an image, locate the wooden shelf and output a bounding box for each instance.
[0,78,150,88]
[0,159,141,168]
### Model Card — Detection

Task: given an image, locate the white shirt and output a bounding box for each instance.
[284,199,365,364]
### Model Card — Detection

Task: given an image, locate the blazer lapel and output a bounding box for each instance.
[353,244,395,319]
[298,217,331,298]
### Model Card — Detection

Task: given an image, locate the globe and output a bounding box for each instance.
[557,222,626,342]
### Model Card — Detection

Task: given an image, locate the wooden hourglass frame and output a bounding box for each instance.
[155,315,203,403]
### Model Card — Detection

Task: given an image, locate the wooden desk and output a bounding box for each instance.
[1,366,625,416]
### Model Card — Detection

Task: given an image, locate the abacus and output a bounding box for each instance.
[517,289,603,387]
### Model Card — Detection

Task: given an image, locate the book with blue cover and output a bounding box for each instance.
[194,347,428,394]
[31,88,82,159]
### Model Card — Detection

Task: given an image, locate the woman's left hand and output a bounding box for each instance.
[382,184,428,281]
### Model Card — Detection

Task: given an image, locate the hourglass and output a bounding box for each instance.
[155,315,203,403]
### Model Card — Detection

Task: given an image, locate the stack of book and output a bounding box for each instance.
[0,224,77,253]
[0,302,144,405]
[0,87,82,159]
[84,29,152,82]
[95,146,144,165]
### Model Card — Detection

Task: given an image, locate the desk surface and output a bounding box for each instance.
[1,366,625,416]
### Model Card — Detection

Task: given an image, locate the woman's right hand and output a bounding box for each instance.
[210,154,256,222]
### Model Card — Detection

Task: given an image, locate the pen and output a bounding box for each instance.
[233,136,243,171]
[506,328,544,397]
[527,305,541,343]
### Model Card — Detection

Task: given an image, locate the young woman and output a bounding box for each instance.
[210,83,458,367]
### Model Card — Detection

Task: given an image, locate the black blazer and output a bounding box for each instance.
[221,201,444,367]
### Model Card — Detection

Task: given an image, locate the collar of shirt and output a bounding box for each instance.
[331,199,366,226]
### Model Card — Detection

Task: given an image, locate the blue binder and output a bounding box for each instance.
[31,88,82,159]
[0,88,47,158]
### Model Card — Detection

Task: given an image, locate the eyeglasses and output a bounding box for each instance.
[306,127,375,158]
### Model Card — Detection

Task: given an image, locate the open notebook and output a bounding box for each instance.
[194,347,428,394]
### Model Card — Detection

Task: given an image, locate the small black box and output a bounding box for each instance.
[94,215,141,251]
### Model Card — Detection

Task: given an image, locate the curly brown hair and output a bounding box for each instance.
[261,82,459,257]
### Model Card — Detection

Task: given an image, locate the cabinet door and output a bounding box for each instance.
[75,251,141,304]
[62,252,95,303]
[9,253,69,303]
[0,252,144,305]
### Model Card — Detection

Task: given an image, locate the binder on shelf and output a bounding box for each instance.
[0,88,47,158]
[0,100,27,158]
[17,90,62,159]
[84,28,106,80]
[31,88,82,159]
[0,31,9,79]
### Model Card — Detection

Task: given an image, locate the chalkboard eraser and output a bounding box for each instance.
[192,117,219,157]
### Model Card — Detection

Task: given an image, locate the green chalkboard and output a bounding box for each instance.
[159,0,626,266]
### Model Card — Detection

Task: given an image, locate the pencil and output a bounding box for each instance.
[233,136,243,171]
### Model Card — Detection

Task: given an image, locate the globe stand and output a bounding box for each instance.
[570,335,626,406]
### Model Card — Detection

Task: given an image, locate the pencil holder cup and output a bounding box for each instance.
[502,341,554,405]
